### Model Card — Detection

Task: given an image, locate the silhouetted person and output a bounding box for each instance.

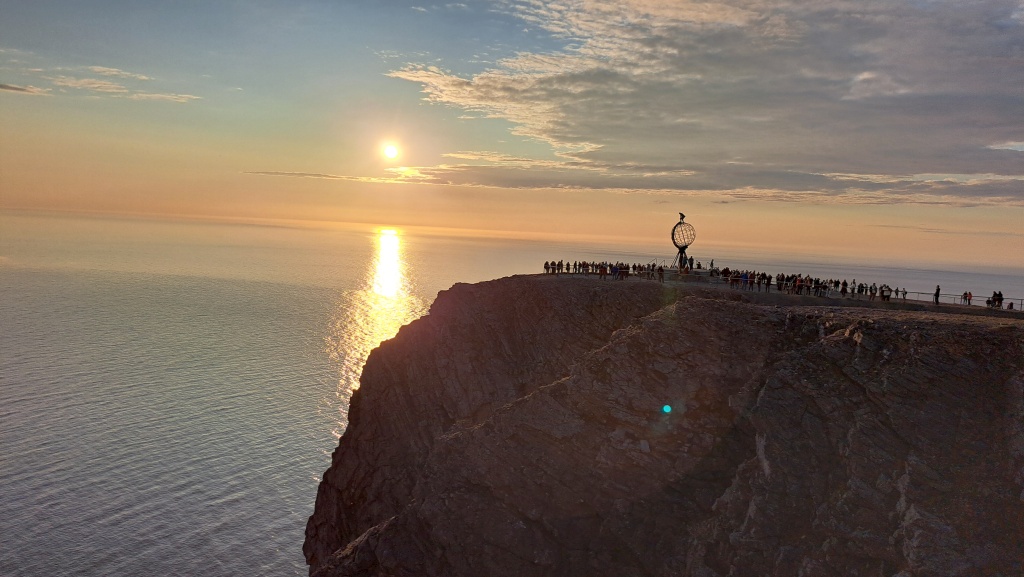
[934,285,941,305]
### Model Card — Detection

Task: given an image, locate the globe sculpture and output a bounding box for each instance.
[671,212,696,270]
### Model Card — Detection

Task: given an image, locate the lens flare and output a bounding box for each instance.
[662,405,672,413]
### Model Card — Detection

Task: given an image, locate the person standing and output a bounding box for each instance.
[934,285,941,305]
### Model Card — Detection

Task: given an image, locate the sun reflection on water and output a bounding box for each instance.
[373,230,401,297]
[322,228,426,439]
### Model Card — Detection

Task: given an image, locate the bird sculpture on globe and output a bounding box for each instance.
[671,212,696,271]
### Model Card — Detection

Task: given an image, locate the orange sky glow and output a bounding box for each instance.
[1,1,1022,270]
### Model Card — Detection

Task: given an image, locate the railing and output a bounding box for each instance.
[893,291,1022,310]
[541,260,1021,311]
[692,274,1022,311]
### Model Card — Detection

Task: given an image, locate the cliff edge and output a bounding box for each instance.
[305,275,1024,577]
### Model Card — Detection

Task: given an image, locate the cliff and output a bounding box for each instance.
[304,275,1024,577]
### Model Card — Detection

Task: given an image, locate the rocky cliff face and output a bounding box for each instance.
[305,275,1024,577]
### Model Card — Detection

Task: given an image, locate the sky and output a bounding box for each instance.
[1,0,1022,268]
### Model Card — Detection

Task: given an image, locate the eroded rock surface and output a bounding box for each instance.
[305,275,1024,577]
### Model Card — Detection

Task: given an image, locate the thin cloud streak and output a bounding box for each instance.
[7,59,201,103]
[48,75,201,102]
[245,171,347,180]
[988,142,1024,152]
[870,224,1024,238]
[245,165,1024,207]
[0,82,50,95]
[127,92,201,103]
[86,66,152,81]
[243,170,423,185]
[51,75,129,93]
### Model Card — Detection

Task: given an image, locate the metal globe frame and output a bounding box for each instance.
[671,212,696,270]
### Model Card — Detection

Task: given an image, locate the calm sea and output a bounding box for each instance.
[1,211,1021,576]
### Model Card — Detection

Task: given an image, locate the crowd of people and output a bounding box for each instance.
[541,259,1016,310]
[985,291,1009,309]
[715,268,906,300]
[543,260,666,281]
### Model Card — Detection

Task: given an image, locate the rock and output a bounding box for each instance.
[305,275,1024,577]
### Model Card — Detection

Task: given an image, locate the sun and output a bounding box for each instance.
[383,144,399,159]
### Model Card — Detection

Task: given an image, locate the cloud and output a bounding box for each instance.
[51,75,129,93]
[909,173,1024,184]
[86,66,152,81]
[988,141,1024,151]
[245,159,1024,207]
[244,171,347,180]
[0,83,50,95]
[50,76,200,102]
[127,92,201,103]
[246,170,441,186]
[843,71,911,100]
[870,224,1024,238]
[3,54,198,103]
[382,0,1024,206]
[40,70,200,103]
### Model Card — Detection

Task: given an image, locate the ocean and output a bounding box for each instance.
[1,211,1021,576]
